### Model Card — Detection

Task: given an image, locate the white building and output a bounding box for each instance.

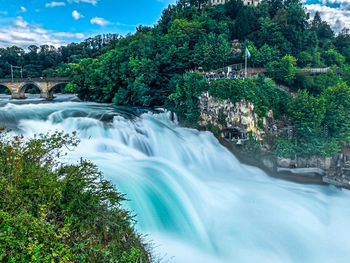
[209,0,261,6]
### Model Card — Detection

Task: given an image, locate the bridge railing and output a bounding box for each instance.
[299,67,330,74]
[0,78,70,83]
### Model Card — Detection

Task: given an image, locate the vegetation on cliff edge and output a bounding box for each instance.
[0,130,150,263]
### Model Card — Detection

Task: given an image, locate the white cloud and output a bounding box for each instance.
[305,4,350,31]
[90,17,111,26]
[13,17,28,28]
[320,0,350,10]
[0,17,85,48]
[46,2,66,8]
[72,10,84,20]
[20,6,27,13]
[68,0,98,5]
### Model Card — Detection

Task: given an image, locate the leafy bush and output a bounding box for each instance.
[206,124,222,138]
[274,137,297,158]
[288,89,325,139]
[242,131,262,153]
[322,49,345,67]
[209,75,289,119]
[267,55,298,86]
[0,130,150,263]
[322,82,350,143]
[169,72,209,123]
[274,135,339,158]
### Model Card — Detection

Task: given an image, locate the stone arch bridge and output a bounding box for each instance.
[0,78,70,100]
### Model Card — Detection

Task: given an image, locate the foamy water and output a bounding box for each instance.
[1,95,350,263]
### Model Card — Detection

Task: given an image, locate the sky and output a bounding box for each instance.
[0,0,348,48]
[304,0,350,32]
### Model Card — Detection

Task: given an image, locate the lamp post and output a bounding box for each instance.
[10,65,23,82]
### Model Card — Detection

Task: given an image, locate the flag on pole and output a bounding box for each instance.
[246,48,251,58]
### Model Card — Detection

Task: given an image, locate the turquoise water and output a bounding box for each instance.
[1,95,350,263]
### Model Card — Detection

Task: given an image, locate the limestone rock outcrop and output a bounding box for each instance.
[198,92,271,139]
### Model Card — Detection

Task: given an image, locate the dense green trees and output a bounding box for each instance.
[209,75,289,119]
[169,72,209,122]
[0,34,119,79]
[289,90,325,139]
[276,81,350,157]
[0,131,150,262]
[268,55,297,85]
[323,82,350,143]
[275,89,340,158]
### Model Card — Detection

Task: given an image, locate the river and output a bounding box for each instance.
[1,94,350,263]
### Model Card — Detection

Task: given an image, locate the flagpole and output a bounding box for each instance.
[245,51,247,79]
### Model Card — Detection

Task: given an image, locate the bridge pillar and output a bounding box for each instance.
[5,83,26,99]
[39,82,55,100]
[40,92,54,100]
[11,92,26,99]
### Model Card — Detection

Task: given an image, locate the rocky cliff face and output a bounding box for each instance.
[198,92,272,139]
[277,156,335,170]
[197,93,347,187]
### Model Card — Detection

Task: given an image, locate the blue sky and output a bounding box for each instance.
[0,0,347,48]
[0,0,176,47]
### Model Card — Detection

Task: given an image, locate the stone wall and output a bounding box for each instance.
[198,92,272,139]
[277,156,336,170]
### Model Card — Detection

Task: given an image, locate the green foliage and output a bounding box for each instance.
[121,247,144,263]
[251,44,281,68]
[38,0,341,114]
[280,86,350,158]
[288,89,325,138]
[201,32,232,70]
[322,82,350,143]
[268,55,297,85]
[209,75,289,119]
[343,65,350,86]
[206,124,222,138]
[274,137,297,158]
[294,67,342,95]
[274,136,339,158]
[168,72,209,122]
[0,131,150,263]
[322,49,345,67]
[311,11,334,42]
[313,67,342,93]
[0,35,120,79]
[297,51,313,68]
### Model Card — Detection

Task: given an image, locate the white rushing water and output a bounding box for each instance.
[1,95,350,263]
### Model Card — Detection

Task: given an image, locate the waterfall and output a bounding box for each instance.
[1,95,350,263]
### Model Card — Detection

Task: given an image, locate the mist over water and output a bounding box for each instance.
[1,95,350,263]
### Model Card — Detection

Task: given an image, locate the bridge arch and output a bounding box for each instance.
[18,82,43,94]
[49,82,69,93]
[45,82,69,100]
[0,84,11,95]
